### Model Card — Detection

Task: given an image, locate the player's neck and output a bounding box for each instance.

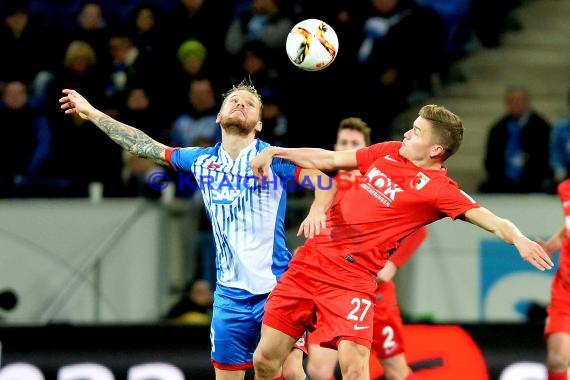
[221,134,256,160]
[410,157,444,171]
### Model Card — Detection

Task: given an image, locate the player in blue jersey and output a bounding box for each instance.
[60,81,334,380]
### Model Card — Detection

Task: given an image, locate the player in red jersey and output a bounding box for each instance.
[251,104,553,380]
[305,117,425,380]
[537,179,570,380]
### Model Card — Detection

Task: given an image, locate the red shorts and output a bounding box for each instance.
[264,248,377,349]
[308,280,405,359]
[545,273,570,337]
[371,281,406,359]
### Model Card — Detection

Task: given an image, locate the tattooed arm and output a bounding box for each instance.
[59,89,168,166]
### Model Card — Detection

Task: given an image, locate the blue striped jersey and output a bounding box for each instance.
[166,139,298,295]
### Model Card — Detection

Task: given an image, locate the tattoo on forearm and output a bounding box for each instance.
[96,115,166,165]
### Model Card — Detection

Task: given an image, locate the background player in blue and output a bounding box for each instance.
[60,81,334,380]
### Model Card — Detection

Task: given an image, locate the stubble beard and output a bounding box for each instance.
[220,114,257,136]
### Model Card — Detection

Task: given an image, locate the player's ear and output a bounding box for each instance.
[255,121,263,132]
[216,113,221,123]
[429,144,445,159]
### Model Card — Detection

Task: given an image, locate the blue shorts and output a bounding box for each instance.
[210,285,268,369]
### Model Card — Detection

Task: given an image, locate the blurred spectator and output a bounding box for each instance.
[103,27,160,115]
[470,0,521,48]
[164,0,230,72]
[166,38,219,115]
[128,2,165,60]
[0,0,59,102]
[549,88,570,184]
[231,41,282,94]
[0,80,51,193]
[120,150,163,199]
[66,1,112,67]
[118,86,164,141]
[258,87,289,146]
[350,0,445,142]
[46,40,106,112]
[225,0,293,70]
[419,0,473,86]
[171,78,220,148]
[176,38,209,80]
[164,278,213,325]
[480,85,553,193]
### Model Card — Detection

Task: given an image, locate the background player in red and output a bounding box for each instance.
[251,104,553,380]
[306,117,426,380]
[537,179,570,380]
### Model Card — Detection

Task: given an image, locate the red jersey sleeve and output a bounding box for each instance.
[390,226,428,268]
[435,180,480,220]
[356,142,401,174]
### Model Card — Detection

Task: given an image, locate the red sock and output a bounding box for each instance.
[548,370,568,380]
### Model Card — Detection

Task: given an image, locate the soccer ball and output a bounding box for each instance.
[285,19,339,71]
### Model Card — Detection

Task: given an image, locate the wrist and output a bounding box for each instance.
[269,146,286,158]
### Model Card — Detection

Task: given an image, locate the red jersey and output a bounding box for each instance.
[545,180,570,337]
[557,179,570,289]
[303,141,479,278]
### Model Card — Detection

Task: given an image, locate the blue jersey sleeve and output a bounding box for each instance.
[167,147,207,172]
[270,157,297,180]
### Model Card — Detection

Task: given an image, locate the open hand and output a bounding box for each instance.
[297,204,327,239]
[516,236,554,271]
[59,89,92,120]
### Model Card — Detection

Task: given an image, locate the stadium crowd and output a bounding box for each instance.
[0,0,525,198]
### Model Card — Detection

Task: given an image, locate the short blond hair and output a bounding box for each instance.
[418,105,463,160]
[221,79,263,118]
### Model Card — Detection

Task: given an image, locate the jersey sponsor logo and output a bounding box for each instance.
[353,324,370,330]
[211,187,243,204]
[410,172,430,190]
[361,167,404,206]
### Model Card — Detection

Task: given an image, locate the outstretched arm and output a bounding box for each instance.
[251,146,358,178]
[59,89,169,166]
[464,207,554,271]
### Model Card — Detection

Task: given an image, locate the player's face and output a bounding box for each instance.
[334,129,366,151]
[218,90,262,135]
[399,117,440,161]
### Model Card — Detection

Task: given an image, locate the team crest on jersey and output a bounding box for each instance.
[411,172,430,190]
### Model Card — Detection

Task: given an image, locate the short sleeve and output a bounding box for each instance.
[435,184,480,220]
[356,142,399,174]
[166,147,206,172]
